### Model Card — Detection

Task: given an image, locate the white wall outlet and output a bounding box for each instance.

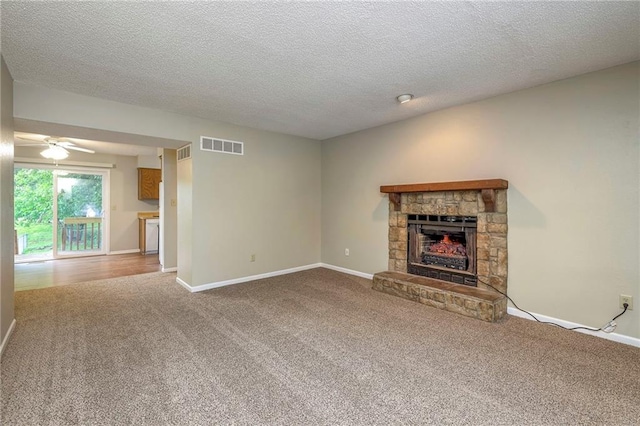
[620,294,633,310]
[250,254,256,262]
[345,248,350,256]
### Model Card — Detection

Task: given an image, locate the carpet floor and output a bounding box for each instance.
[1,268,639,425]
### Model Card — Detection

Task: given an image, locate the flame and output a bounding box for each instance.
[428,234,466,256]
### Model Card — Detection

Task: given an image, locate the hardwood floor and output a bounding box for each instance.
[15,253,162,291]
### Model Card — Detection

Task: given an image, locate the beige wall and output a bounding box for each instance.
[14,147,158,253]
[322,62,640,338]
[137,154,161,169]
[191,131,321,285]
[0,56,15,350]
[109,155,159,252]
[14,83,196,144]
[160,149,177,270]
[176,157,192,285]
[13,83,323,287]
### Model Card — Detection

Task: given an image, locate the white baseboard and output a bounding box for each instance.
[319,263,374,280]
[176,277,192,292]
[177,263,323,293]
[162,267,177,273]
[507,307,640,348]
[108,249,140,255]
[0,319,16,358]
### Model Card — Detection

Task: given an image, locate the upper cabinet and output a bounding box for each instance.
[138,168,161,200]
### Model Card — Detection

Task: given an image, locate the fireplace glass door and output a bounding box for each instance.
[407,215,477,286]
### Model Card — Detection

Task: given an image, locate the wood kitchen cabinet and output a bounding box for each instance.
[138,168,161,200]
[139,218,148,254]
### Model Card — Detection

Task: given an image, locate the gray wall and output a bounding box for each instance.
[321,62,640,338]
[0,56,15,351]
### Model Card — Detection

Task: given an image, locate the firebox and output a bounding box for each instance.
[407,215,477,286]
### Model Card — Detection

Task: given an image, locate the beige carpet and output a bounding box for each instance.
[1,268,639,425]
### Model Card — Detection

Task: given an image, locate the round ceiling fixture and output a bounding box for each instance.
[397,94,414,104]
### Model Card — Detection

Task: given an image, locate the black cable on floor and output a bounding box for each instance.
[478,278,628,332]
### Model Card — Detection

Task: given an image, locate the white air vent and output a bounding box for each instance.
[177,144,192,161]
[200,136,244,156]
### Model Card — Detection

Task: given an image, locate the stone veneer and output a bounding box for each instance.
[377,188,508,321]
[373,271,507,322]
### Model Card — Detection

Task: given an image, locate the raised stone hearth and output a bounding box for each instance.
[373,271,507,322]
[375,179,508,322]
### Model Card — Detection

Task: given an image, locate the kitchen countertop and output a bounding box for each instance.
[138,211,159,219]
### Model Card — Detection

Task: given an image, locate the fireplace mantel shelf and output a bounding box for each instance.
[380,179,508,212]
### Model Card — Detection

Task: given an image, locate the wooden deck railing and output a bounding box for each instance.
[61,217,103,251]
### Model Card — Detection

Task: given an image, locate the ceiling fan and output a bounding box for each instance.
[16,134,95,160]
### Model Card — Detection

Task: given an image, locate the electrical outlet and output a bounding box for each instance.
[250,254,256,262]
[620,294,633,310]
[345,248,350,256]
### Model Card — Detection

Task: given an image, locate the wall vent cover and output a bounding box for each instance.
[200,136,244,156]
[177,144,192,161]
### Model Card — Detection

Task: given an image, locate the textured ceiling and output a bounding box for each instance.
[2,1,639,140]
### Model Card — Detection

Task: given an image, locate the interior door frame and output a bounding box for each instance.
[14,162,111,260]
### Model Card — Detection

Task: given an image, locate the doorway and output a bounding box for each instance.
[14,164,109,263]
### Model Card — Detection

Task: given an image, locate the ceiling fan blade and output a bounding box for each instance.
[18,134,101,155]
[16,141,47,147]
[65,146,95,154]
[16,136,45,143]
[55,137,81,144]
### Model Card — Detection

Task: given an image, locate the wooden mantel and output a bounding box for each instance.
[380,179,508,213]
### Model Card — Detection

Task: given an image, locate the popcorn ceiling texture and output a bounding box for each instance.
[2,2,639,140]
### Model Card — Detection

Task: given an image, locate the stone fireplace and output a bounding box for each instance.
[373,179,509,322]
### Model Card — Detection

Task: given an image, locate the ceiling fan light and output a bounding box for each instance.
[41,146,69,160]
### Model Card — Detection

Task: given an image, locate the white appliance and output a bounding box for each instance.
[145,218,159,254]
